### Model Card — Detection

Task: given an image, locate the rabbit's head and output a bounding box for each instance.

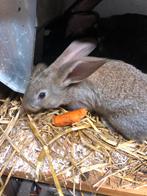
[23,65,66,111]
[23,38,97,112]
[23,55,106,112]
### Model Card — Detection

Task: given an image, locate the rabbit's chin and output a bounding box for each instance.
[24,106,41,113]
[44,103,61,110]
[61,103,88,111]
[22,101,41,113]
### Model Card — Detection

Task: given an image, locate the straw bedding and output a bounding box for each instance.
[0,98,146,195]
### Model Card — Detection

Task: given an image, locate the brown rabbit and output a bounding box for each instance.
[23,37,97,108]
[23,49,147,142]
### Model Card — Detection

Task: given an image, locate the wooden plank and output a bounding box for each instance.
[3,170,147,196]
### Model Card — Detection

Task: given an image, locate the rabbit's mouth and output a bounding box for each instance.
[45,105,59,110]
[28,106,41,113]
[31,106,42,112]
[23,101,41,113]
[44,102,61,110]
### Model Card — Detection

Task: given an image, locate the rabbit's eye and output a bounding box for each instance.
[38,92,46,99]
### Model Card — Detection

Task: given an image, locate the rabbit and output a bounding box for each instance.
[42,0,101,64]
[43,10,99,65]
[23,52,147,142]
[23,37,97,108]
[64,0,102,38]
[44,13,147,73]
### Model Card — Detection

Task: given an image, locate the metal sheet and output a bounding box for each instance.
[0,0,36,93]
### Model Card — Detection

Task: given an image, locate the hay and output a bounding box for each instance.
[0,99,146,195]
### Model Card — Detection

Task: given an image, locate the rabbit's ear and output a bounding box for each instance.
[50,38,97,69]
[59,57,106,86]
[32,63,47,78]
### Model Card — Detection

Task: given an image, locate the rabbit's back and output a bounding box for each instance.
[88,60,147,113]
[87,60,147,141]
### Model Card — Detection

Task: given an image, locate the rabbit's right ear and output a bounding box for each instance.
[32,63,47,78]
[50,38,97,69]
[58,57,106,86]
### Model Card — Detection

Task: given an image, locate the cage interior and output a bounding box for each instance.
[0,1,147,195]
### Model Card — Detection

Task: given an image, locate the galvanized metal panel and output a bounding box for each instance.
[0,0,36,93]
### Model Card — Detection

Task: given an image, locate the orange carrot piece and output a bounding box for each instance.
[52,108,88,127]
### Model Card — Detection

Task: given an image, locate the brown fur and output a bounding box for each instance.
[23,43,147,142]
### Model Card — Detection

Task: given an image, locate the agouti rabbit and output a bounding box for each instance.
[23,42,147,142]
[42,0,101,65]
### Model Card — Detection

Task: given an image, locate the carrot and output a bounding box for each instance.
[52,108,88,127]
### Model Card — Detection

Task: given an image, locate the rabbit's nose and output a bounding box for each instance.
[22,98,40,113]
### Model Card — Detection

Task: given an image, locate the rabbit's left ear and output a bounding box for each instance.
[49,38,97,69]
[58,57,106,86]
[32,63,47,78]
